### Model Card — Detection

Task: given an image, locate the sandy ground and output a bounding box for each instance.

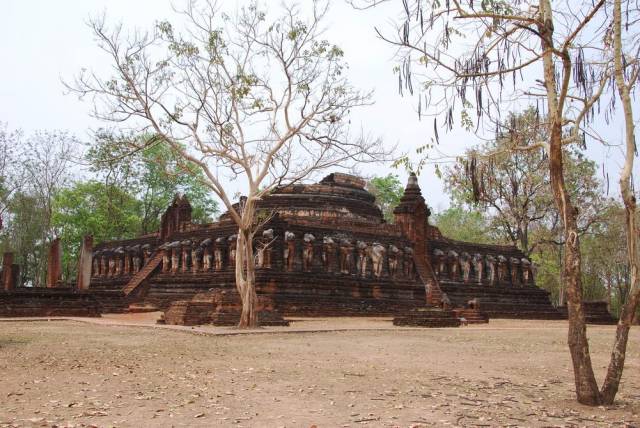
[0,317,638,428]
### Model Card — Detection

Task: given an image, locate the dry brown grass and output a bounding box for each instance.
[0,318,638,427]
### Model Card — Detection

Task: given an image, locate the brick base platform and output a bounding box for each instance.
[557,301,618,325]
[0,288,101,317]
[393,307,461,328]
[161,290,289,326]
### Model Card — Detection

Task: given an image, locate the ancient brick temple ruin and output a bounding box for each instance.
[80,172,564,324]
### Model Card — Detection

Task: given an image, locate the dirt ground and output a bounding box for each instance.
[0,317,638,428]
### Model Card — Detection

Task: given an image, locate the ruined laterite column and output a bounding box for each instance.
[2,252,14,291]
[46,238,62,288]
[76,235,93,290]
[393,173,442,305]
[123,248,131,275]
[10,264,20,289]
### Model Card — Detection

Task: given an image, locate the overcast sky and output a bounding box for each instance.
[0,0,632,213]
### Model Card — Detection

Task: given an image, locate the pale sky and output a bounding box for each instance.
[0,0,632,213]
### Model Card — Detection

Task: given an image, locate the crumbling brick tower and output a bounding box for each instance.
[393,173,443,305]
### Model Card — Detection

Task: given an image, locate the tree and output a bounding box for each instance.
[444,109,605,257]
[579,203,629,310]
[432,206,495,244]
[69,1,385,327]
[22,131,77,285]
[0,124,24,230]
[1,192,48,287]
[357,0,638,405]
[367,174,403,222]
[601,0,640,403]
[52,181,143,280]
[87,131,219,234]
[530,199,625,307]
[0,129,77,287]
[443,109,607,306]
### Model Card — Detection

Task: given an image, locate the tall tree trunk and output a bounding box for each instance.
[539,0,601,405]
[549,120,601,405]
[519,223,530,257]
[558,247,566,307]
[600,0,640,404]
[235,227,258,329]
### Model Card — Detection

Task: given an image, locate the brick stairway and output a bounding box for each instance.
[391,244,461,328]
[122,252,163,297]
[413,244,443,306]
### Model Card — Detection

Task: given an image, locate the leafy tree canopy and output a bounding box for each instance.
[1,192,48,286]
[432,206,497,245]
[444,108,605,256]
[52,181,142,279]
[86,132,219,233]
[367,174,404,222]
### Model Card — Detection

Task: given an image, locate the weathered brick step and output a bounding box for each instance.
[438,280,559,320]
[122,252,163,296]
[412,248,443,305]
[453,308,489,324]
[0,289,101,317]
[161,288,290,326]
[87,289,130,313]
[141,270,428,316]
[557,302,618,324]
[393,308,461,328]
[127,303,160,313]
[484,310,564,319]
[148,294,422,316]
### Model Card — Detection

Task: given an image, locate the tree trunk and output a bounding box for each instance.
[558,247,566,307]
[599,0,640,404]
[519,224,530,257]
[539,0,601,405]
[235,227,259,329]
[549,119,601,405]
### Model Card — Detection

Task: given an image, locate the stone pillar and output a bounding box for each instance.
[357,241,369,277]
[46,238,62,288]
[284,231,296,272]
[100,253,107,277]
[114,250,123,276]
[203,245,212,271]
[142,244,152,265]
[214,237,226,271]
[322,237,336,273]
[302,233,315,272]
[2,252,14,291]
[123,247,131,275]
[10,264,20,289]
[181,241,191,273]
[107,253,116,277]
[92,251,100,277]
[393,173,430,244]
[404,247,414,279]
[192,245,201,273]
[76,235,93,290]
[161,247,170,273]
[171,246,180,274]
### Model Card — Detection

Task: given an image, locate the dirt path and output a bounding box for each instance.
[0,319,638,427]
